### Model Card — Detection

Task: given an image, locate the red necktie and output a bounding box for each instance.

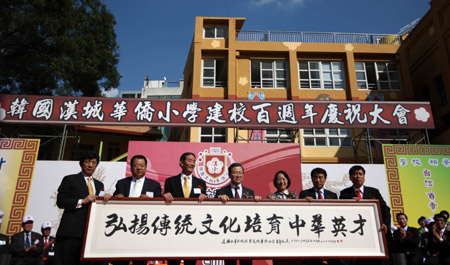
[318,190,323,199]
[357,189,362,199]
[44,237,48,248]
[234,186,240,199]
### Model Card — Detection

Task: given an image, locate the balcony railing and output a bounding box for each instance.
[236,30,401,45]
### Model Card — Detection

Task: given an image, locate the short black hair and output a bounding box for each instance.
[130,155,147,166]
[228,163,244,175]
[273,170,291,189]
[418,216,426,225]
[396,212,408,220]
[349,165,365,176]
[180,152,196,161]
[439,210,449,220]
[79,151,99,166]
[311,167,327,179]
[434,213,445,221]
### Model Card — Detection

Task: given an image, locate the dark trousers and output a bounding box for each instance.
[55,236,107,265]
[10,256,45,265]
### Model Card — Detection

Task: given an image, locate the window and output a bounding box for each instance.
[200,127,226,142]
[202,59,227,87]
[251,60,288,88]
[303,128,351,147]
[204,26,227,39]
[299,61,344,89]
[107,142,121,160]
[355,62,400,90]
[265,129,293,143]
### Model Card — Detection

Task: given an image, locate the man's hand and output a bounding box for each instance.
[198,194,207,202]
[115,194,124,199]
[82,194,96,205]
[103,193,112,201]
[268,195,276,201]
[163,193,174,202]
[254,195,261,202]
[381,224,388,234]
[219,195,229,203]
[304,196,314,202]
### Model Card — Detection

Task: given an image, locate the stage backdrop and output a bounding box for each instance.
[383,144,450,225]
[127,142,302,198]
[0,139,40,235]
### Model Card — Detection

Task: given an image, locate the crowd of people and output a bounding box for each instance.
[0,151,449,265]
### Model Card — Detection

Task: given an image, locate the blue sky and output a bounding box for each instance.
[102,0,431,96]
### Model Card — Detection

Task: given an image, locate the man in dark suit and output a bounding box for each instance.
[113,155,162,199]
[113,155,161,265]
[0,209,11,265]
[339,165,391,265]
[215,163,260,265]
[426,213,450,265]
[41,221,55,265]
[339,165,391,232]
[163,152,207,265]
[392,213,420,265]
[299,167,338,201]
[55,151,110,265]
[9,215,44,265]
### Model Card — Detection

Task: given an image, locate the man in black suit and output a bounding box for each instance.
[9,215,44,265]
[55,151,110,265]
[299,167,338,201]
[392,213,420,265]
[113,155,162,199]
[41,221,55,265]
[163,152,207,265]
[426,213,450,265]
[339,165,391,232]
[215,163,260,265]
[113,155,161,265]
[339,165,391,265]
[0,209,11,265]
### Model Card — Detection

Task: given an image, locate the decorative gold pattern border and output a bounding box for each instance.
[383,144,450,225]
[0,139,40,234]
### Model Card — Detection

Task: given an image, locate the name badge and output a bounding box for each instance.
[49,251,55,256]
[34,239,40,245]
[0,240,6,245]
[99,190,105,197]
[146,191,154,198]
[193,188,201,194]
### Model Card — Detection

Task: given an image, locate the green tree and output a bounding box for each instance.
[0,0,120,96]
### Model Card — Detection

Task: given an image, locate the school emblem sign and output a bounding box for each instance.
[196,147,234,191]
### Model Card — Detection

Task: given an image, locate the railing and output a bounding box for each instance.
[236,30,401,45]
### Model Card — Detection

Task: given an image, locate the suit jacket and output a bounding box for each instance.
[299,188,338,199]
[9,231,44,258]
[0,233,8,254]
[164,174,206,198]
[42,235,55,259]
[56,172,104,238]
[214,184,255,199]
[113,177,162,197]
[427,229,450,256]
[339,185,391,227]
[392,226,420,255]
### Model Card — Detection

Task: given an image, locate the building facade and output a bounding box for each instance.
[171,16,429,163]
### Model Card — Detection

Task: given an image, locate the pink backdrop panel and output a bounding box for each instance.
[127,141,302,198]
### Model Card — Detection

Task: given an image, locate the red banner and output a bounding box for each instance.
[0,95,434,129]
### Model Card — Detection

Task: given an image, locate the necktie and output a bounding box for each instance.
[318,190,323,199]
[44,237,48,248]
[130,179,140,197]
[87,177,94,195]
[183,176,190,198]
[357,189,362,199]
[25,232,31,249]
[235,186,240,199]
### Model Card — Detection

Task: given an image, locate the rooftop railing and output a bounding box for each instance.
[236,30,401,45]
